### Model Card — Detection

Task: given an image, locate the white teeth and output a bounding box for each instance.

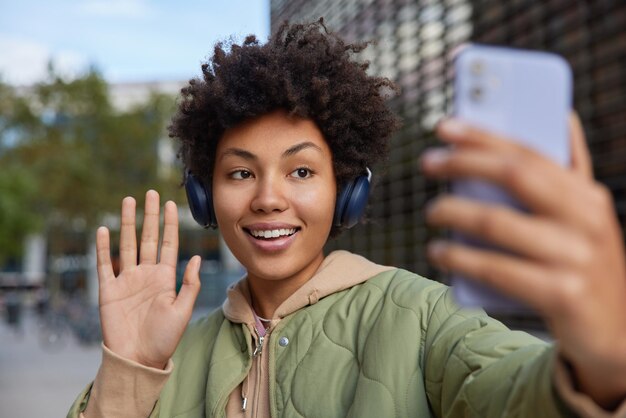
[250,228,296,238]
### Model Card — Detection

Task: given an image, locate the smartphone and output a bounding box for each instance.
[451,44,573,311]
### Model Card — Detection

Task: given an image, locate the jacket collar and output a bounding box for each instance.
[222,250,394,326]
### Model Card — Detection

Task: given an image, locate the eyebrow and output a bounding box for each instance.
[219,141,323,161]
[282,141,323,157]
[219,148,256,161]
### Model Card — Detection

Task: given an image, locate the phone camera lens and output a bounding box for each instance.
[469,86,483,102]
[470,59,484,76]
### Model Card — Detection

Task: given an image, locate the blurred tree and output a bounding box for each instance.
[0,67,181,263]
[0,164,41,265]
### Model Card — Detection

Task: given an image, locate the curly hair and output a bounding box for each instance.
[169,18,400,235]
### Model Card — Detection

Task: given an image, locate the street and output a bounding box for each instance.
[0,304,216,418]
[0,309,100,418]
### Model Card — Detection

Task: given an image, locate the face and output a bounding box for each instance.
[212,111,337,287]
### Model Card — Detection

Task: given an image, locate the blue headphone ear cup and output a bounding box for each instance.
[184,172,217,229]
[333,174,371,229]
[333,183,352,227]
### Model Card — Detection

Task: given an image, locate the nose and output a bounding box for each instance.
[250,175,289,214]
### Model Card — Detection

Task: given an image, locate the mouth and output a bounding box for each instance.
[244,227,300,240]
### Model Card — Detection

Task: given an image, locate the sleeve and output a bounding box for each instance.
[422,288,576,418]
[66,343,172,418]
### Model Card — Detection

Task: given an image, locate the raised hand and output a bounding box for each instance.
[421,115,626,409]
[96,190,201,369]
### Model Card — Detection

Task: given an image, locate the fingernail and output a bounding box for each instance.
[438,119,467,138]
[421,148,450,170]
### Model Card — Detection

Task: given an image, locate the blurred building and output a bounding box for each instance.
[272,1,626,321]
[109,81,184,112]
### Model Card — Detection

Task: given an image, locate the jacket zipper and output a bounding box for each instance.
[253,331,264,417]
[242,326,267,413]
[214,327,255,418]
[253,334,264,357]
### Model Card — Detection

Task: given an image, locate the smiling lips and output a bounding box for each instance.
[244,224,300,252]
[248,228,298,239]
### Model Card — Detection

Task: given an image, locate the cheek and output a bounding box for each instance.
[212,179,337,227]
[292,184,336,224]
[212,184,243,226]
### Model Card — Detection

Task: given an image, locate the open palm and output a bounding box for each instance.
[96,190,201,369]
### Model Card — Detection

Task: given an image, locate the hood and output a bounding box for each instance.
[222,250,394,326]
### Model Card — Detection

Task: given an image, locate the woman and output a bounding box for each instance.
[68,20,626,417]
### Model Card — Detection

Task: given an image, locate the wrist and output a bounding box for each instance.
[569,352,626,410]
[89,343,173,418]
[103,342,167,370]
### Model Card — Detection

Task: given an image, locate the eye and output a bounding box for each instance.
[230,170,253,180]
[290,167,313,179]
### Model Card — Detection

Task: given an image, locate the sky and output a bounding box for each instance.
[0,0,270,86]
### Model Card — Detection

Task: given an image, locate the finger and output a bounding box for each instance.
[426,196,591,266]
[159,201,179,269]
[174,256,201,316]
[119,197,137,272]
[437,117,587,176]
[568,112,593,179]
[427,240,554,313]
[436,118,540,158]
[420,147,598,230]
[96,227,115,283]
[140,190,161,264]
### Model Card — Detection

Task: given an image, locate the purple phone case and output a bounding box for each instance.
[451,44,572,311]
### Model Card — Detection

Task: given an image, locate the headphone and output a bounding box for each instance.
[184,168,372,230]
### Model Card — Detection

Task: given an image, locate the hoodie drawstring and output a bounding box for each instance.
[241,373,250,411]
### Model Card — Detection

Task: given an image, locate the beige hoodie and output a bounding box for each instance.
[81,250,626,418]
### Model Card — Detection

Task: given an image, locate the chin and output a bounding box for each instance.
[246,258,303,282]
[240,249,325,285]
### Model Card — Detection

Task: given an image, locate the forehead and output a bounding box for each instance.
[217,111,331,158]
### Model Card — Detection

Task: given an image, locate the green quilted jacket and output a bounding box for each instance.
[69,251,574,417]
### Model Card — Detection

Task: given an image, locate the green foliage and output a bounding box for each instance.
[0,164,41,264]
[0,68,181,262]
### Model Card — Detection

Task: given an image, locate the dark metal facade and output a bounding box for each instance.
[271,1,626,292]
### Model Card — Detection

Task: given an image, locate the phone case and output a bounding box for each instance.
[451,44,572,311]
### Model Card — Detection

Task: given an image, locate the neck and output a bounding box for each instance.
[247,253,325,319]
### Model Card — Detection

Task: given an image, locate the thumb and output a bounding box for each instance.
[174,255,202,316]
